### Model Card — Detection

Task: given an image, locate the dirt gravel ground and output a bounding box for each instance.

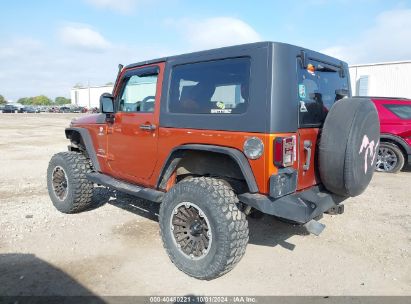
[0,113,410,297]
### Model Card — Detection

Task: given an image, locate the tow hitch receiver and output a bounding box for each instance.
[304,219,325,236]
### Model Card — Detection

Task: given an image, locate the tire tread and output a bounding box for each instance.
[159,177,249,280]
[48,151,93,213]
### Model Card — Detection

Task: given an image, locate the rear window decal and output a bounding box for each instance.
[216,101,226,109]
[298,84,306,99]
[300,100,308,112]
[211,109,232,114]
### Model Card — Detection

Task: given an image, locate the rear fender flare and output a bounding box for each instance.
[380,133,411,155]
[157,144,259,193]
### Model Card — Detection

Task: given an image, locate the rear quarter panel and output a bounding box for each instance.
[150,129,296,195]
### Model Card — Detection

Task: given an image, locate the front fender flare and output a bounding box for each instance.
[65,127,101,172]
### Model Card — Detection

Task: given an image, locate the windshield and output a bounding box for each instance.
[298,60,349,127]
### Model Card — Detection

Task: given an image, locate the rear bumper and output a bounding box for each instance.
[238,186,346,224]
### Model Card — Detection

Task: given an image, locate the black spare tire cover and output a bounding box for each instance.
[318,97,380,197]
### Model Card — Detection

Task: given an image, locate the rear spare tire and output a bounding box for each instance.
[318,97,380,197]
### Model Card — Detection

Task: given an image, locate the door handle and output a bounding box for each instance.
[139,124,156,131]
[303,140,312,171]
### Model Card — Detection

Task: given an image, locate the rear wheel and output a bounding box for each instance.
[375,142,405,173]
[159,177,249,280]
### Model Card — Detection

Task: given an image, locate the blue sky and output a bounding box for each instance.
[1,0,411,100]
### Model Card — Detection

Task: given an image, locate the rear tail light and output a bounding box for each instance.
[274,136,296,168]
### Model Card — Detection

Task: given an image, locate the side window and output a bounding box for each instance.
[118,73,158,113]
[168,58,250,114]
[384,104,411,120]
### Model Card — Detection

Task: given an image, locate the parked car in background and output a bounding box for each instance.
[0,105,4,113]
[60,106,71,113]
[368,97,411,173]
[3,104,19,113]
[22,106,40,113]
[69,106,87,113]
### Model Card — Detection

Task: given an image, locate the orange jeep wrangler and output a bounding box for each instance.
[47,42,380,280]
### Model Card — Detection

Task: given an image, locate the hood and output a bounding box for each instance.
[71,114,105,125]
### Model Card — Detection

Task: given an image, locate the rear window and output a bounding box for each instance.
[168,58,250,114]
[298,60,349,127]
[384,104,411,120]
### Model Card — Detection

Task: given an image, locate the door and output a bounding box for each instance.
[106,63,164,186]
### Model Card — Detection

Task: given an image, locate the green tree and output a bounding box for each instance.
[0,95,6,105]
[54,97,71,105]
[17,97,32,105]
[32,95,52,105]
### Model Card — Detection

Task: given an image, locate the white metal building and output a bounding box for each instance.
[349,60,411,98]
[70,85,113,108]
[70,83,159,109]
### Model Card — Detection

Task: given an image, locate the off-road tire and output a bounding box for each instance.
[376,142,405,173]
[47,152,94,213]
[159,177,249,280]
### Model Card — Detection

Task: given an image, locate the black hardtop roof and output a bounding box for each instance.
[124,41,348,70]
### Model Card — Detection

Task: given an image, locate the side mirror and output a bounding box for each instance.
[100,93,114,114]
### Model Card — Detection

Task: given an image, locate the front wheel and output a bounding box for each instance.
[159,177,249,280]
[47,152,94,213]
[375,142,405,173]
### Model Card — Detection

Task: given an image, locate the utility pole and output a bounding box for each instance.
[88,80,91,109]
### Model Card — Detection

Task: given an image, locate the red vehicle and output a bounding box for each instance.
[370,97,411,173]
